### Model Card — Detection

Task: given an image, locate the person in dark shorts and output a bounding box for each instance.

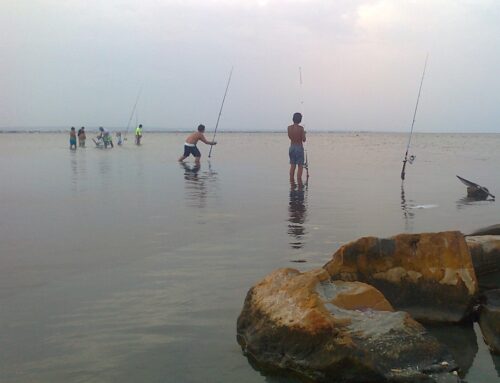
[178,124,216,165]
[288,112,306,185]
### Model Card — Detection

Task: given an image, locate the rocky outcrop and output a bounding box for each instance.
[479,289,500,354]
[237,268,458,383]
[466,236,500,278]
[323,231,478,323]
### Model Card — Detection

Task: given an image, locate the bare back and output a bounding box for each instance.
[288,124,306,145]
[185,131,209,145]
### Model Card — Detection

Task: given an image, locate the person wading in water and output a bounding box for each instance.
[288,112,306,185]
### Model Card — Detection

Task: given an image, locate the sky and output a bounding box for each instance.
[1,0,499,132]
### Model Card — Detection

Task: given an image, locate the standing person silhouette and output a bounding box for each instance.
[288,112,306,185]
[135,124,143,145]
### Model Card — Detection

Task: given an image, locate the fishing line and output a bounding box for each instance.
[208,67,234,158]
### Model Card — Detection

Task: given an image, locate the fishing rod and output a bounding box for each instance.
[124,85,143,141]
[299,66,309,179]
[401,55,428,181]
[208,67,234,158]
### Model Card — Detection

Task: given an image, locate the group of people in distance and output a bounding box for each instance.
[178,112,307,185]
[69,124,143,149]
[70,112,307,184]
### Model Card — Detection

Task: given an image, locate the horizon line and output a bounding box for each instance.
[1,129,500,134]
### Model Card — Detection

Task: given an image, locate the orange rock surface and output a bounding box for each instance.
[323,231,478,322]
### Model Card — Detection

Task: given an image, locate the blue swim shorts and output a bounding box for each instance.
[289,144,304,165]
[183,145,201,158]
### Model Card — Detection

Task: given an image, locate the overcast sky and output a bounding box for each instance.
[1,0,499,132]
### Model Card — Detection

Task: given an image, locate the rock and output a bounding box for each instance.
[237,268,458,383]
[466,236,500,278]
[467,224,500,236]
[323,231,478,323]
[479,289,500,354]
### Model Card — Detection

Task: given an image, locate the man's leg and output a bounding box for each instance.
[290,164,296,182]
[195,156,201,166]
[297,165,304,185]
[178,156,187,162]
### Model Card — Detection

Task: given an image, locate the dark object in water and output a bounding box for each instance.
[456,175,495,200]
[290,259,307,263]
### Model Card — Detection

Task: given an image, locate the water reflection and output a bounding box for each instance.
[180,162,218,209]
[288,181,308,249]
[400,183,415,232]
[70,150,87,193]
[97,152,112,192]
[70,151,78,191]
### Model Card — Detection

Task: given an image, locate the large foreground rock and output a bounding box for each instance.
[466,235,500,278]
[324,231,478,323]
[479,289,500,354]
[237,268,458,382]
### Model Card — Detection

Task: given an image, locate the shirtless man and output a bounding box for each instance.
[288,112,306,185]
[178,124,216,165]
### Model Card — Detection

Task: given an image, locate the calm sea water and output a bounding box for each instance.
[0,132,499,382]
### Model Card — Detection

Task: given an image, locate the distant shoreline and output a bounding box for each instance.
[1,130,499,135]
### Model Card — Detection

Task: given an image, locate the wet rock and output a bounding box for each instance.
[323,231,478,323]
[479,289,500,354]
[237,268,458,383]
[466,236,500,278]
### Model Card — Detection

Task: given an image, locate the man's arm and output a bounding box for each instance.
[199,133,216,145]
[302,127,306,142]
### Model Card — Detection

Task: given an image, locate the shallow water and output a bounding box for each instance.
[0,132,499,382]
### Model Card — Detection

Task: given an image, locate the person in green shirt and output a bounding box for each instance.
[135,124,143,145]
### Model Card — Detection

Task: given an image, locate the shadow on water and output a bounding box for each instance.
[244,351,302,383]
[425,323,478,378]
[288,181,308,249]
[456,196,495,210]
[493,354,500,378]
[180,162,218,209]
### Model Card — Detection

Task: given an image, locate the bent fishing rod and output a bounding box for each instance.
[401,55,428,181]
[208,67,234,158]
[124,86,143,141]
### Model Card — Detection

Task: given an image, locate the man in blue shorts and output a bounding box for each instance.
[288,112,306,185]
[178,124,217,165]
